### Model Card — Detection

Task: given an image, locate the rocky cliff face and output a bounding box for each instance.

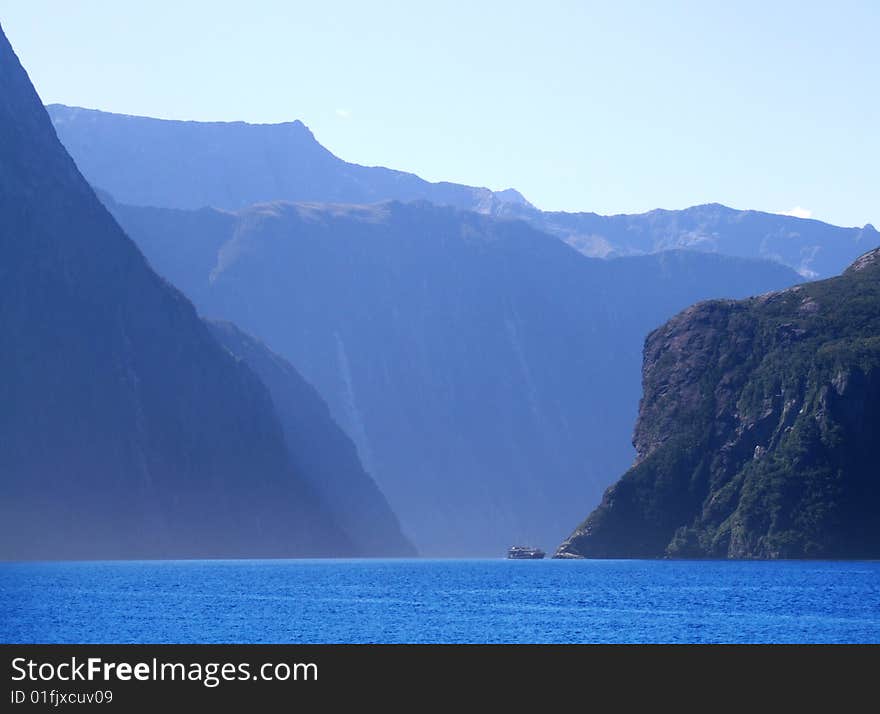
[0,24,353,559]
[105,197,801,555]
[557,247,880,559]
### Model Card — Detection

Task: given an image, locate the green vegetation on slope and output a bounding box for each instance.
[557,248,880,559]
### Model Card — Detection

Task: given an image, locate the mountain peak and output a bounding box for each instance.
[493,188,533,208]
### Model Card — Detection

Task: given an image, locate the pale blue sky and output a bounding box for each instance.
[1,0,877,226]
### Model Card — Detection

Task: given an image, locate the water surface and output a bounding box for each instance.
[2,559,878,643]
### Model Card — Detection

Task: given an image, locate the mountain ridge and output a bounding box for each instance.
[47,103,531,214]
[496,201,877,278]
[47,104,874,279]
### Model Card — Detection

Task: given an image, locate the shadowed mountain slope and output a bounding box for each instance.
[0,24,356,559]
[209,320,416,556]
[108,197,802,555]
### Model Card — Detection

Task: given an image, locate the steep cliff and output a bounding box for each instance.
[557,248,880,559]
[0,25,352,559]
[209,321,416,556]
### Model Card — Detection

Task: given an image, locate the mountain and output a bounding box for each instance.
[0,24,357,559]
[208,321,415,556]
[557,247,880,560]
[46,104,531,213]
[105,197,802,555]
[46,106,874,279]
[496,202,878,279]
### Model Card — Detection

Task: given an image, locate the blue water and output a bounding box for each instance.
[2,559,879,643]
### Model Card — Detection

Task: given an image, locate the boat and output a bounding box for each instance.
[507,545,545,559]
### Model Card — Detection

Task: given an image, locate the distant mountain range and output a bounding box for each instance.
[5,17,877,564]
[46,104,531,214]
[557,248,880,559]
[497,202,878,280]
[105,197,802,555]
[48,105,877,279]
[20,83,875,560]
[0,24,411,559]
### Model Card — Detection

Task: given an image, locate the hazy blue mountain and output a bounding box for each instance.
[107,197,803,555]
[46,104,531,213]
[0,24,356,559]
[557,247,880,559]
[550,203,873,278]
[209,321,416,556]
[48,106,875,279]
[495,201,878,279]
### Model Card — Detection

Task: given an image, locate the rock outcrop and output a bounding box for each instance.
[557,247,880,559]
